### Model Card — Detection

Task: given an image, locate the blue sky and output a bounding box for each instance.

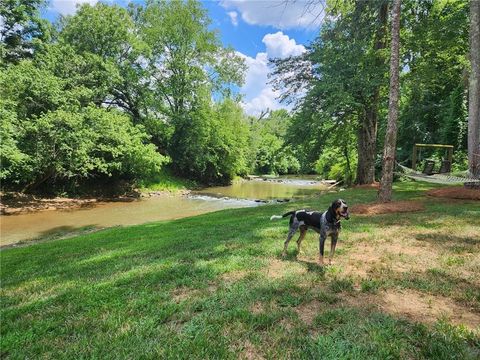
[41,0,324,115]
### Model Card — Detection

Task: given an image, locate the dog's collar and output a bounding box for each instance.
[323,211,341,227]
[330,219,341,227]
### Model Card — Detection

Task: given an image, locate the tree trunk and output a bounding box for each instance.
[355,2,388,185]
[378,0,401,202]
[343,145,352,184]
[468,0,480,178]
[356,111,377,184]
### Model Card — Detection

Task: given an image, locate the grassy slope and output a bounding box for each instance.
[138,168,197,193]
[1,182,479,359]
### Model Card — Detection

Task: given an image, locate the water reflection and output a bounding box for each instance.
[194,178,328,200]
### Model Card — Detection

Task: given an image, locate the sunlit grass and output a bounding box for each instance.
[1,182,479,359]
[138,168,198,193]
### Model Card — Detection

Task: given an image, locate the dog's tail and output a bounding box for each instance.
[270,210,295,221]
[270,215,283,220]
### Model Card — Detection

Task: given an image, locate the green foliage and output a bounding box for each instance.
[140,0,246,166]
[0,0,250,193]
[138,167,197,193]
[397,0,469,164]
[271,1,390,183]
[272,0,471,180]
[0,0,51,64]
[0,100,29,183]
[249,110,300,175]
[171,97,250,184]
[1,54,97,118]
[315,147,357,184]
[58,3,150,124]
[1,0,473,196]
[1,106,166,191]
[60,3,135,60]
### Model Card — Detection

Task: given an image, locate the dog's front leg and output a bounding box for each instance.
[329,234,338,264]
[319,232,327,265]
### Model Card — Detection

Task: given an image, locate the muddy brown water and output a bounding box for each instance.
[195,178,325,200]
[0,179,329,246]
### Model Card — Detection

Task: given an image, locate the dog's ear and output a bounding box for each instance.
[331,199,341,210]
[326,201,337,222]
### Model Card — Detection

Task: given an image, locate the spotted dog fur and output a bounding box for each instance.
[270,199,350,265]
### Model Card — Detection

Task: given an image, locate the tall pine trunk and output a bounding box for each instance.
[355,2,388,185]
[469,0,480,178]
[378,0,401,202]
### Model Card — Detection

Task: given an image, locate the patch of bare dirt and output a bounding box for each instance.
[342,252,379,278]
[339,228,441,278]
[351,200,425,215]
[240,340,264,360]
[171,284,218,303]
[265,259,287,279]
[341,292,379,310]
[1,196,99,215]
[380,289,480,331]
[249,302,265,315]
[171,287,200,303]
[382,240,425,256]
[264,259,307,279]
[278,318,294,331]
[294,300,322,326]
[427,187,480,201]
[220,270,249,284]
[340,290,480,331]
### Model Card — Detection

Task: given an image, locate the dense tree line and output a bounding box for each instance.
[248,110,300,175]
[0,0,264,193]
[1,0,474,194]
[271,0,472,184]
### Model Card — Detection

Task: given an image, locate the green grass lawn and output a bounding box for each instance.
[1,182,479,359]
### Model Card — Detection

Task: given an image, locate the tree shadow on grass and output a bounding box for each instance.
[280,254,326,276]
[0,225,103,250]
[1,208,274,291]
[415,233,480,252]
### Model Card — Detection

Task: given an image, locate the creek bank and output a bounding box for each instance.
[1,177,334,216]
[0,187,196,216]
[1,193,110,216]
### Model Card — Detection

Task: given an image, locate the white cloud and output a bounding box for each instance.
[221,0,325,30]
[238,32,306,116]
[227,11,239,26]
[50,0,98,15]
[242,87,280,115]
[262,31,305,58]
[236,51,279,116]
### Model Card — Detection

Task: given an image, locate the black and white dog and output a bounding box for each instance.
[270,199,350,265]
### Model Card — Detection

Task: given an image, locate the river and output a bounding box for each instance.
[0,177,330,247]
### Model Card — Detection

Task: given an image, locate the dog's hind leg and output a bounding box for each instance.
[282,222,299,257]
[329,234,338,264]
[296,226,307,255]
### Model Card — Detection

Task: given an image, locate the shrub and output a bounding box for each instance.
[1,106,167,192]
[315,147,357,184]
[170,98,250,184]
